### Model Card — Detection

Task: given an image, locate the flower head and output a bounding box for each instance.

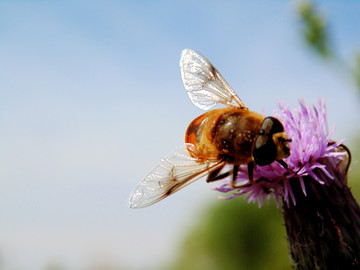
[213,99,347,207]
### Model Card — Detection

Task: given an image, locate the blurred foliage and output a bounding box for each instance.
[298,1,360,93]
[348,139,360,201]
[166,199,291,270]
[298,1,331,58]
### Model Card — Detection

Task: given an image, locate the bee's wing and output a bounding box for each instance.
[180,49,246,110]
[128,146,224,209]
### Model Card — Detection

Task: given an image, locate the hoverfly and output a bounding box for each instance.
[129,49,291,208]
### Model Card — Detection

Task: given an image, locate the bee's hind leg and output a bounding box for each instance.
[230,162,254,189]
[207,163,254,189]
[206,162,227,183]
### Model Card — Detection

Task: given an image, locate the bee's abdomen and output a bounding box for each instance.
[185,108,264,164]
[185,111,219,160]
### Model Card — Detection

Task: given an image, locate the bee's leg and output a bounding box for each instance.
[208,164,240,188]
[207,163,254,189]
[206,162,227,182]
[229,164,253,189]
[277,159,288,169]
[229,164,239,188]
[247,161,254,182]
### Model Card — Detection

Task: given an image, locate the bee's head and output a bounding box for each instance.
[253,117,291,166]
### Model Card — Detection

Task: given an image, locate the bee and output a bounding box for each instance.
[129,49,291,208]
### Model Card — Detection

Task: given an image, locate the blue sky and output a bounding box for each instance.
[1,1,360,269]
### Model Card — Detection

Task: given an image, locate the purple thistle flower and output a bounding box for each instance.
[213,99,346,207]
[214,99,360,269]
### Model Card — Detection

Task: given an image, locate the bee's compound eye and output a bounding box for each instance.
[261,117,284,134]
[253,135,277,166]
[253,117,284,166]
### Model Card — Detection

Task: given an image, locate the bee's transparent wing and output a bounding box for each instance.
[180,49,246,110]
[129,146,224,209]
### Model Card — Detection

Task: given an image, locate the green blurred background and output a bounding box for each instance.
[1,1,360,270]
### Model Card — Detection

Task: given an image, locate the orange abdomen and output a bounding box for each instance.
[185,107,265,165]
